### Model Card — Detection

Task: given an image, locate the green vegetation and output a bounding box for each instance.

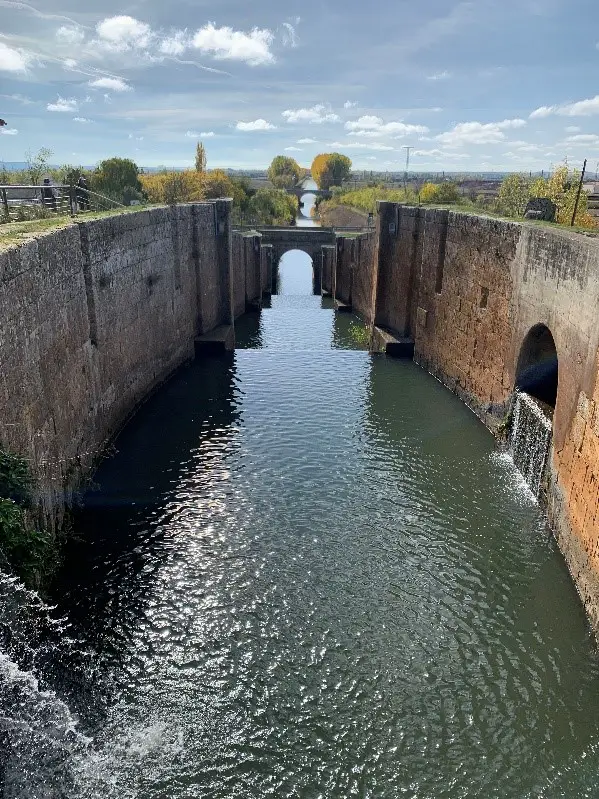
[495,165,595,227]
[348,320,371,347]
[0,448,55,587]
[319,162,597,231]
[267,155,302,190]
[311,153,352,189]
[247,188,298,225]
[92,157,145,206]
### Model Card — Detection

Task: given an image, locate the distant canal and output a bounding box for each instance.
[296,177,319,226]
[3,253,599,798]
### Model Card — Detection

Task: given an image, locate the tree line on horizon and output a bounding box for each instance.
[2,144,595,229]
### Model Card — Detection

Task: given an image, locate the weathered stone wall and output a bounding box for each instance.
[335,237,353,304]
[373,204,425,337]
[369,203,599,633]
[321,245,336,295]
[414,212,518,421]
[350,233,376,322]
[231,233,246,319]
[244,234,262,307]
[0,202,230,516]
[260,244,273,297]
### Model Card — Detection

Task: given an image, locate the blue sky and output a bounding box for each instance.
[1,0,598,172]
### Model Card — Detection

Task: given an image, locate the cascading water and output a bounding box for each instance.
[509,390,553,498]
[0,573,94,797]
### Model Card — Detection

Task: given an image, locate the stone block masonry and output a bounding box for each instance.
[0,201,232,520]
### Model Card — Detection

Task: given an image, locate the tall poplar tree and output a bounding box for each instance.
[195,142,207,173]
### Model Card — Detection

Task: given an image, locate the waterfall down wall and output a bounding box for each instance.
[509,391,553,498]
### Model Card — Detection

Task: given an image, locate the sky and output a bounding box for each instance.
[1,0,599,173]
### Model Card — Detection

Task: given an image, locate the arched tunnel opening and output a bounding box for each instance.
[515,324,559,407]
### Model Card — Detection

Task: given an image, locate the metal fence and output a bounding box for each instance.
[0,184,125,223]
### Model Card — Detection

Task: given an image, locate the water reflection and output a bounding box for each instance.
[296,178,318,227]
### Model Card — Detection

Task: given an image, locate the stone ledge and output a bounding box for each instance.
[372,326,415,358]
[195,324,235,354]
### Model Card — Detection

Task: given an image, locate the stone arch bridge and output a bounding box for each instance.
[252,227,337,294]
[287,187,331,201]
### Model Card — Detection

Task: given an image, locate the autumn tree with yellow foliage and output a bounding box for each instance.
[311,153,352,190]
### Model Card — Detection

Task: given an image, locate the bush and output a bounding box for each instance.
[419,181,460,204]
[248,188,298,224]
[0,449,55,587]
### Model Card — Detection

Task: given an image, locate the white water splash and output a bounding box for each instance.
[509,391,552,499]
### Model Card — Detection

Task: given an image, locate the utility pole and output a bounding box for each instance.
[571,158,587,227]
[402,145,413,192]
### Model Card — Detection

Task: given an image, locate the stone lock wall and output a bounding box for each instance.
[365,203,599,634]
[0,201,232,517]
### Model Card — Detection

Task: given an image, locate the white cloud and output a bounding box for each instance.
[193,23,274,66]
[436,118,526,146]
[513,143,542,152]
[281,22,298,48]
[297,137,318,144]
[73,117,91,123]
[236,119,276,131]
[96,15,152,51]
[47,96,78,112]
[344,101,358,109]
[530,95,599,118]
[0,42,29,73]
[128,133,144,141]
[413,148,469,159]
[88,77,131,92]
[0,127,18,135]
[427,70,451,80]
[345,116,429,136]
[565,126,581,133]
[0,93,33,105]
[529,106,554,119]
[186,130,215,138]
[63,58,77,69]
[564,133,599,144]
[329,141,395,151]
[283,104,340,124]
[56,25,84,45]
[284,146,303,151]
[159,31,189,56]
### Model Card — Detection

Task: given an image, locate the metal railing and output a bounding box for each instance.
[0,184,125,224]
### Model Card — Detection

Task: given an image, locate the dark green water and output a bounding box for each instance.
[6,251,599,798]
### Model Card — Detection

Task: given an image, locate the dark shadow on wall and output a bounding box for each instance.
[516,324,559,407]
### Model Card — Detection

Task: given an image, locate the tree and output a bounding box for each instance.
[229,175,254,212]
[25,147,53,185]
[92,157,143,205]
[496,173,531,218]
[529,164,595,227]
[201,169,235,199]
[267,155,302,190]
[195,142,207,173]
[311,153,352,189]
[248,188,298,225]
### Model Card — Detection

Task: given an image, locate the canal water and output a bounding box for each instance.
[296,178,318,227]
[3,253,599,798]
